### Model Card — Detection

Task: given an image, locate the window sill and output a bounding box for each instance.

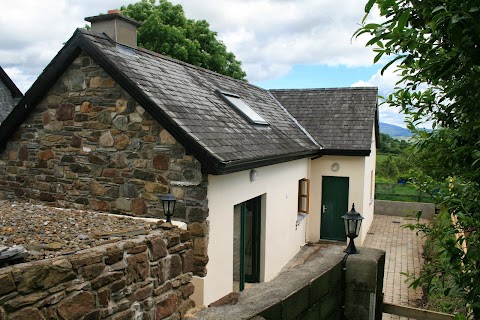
[296,212,307,228]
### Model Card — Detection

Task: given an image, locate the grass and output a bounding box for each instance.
[376,153,396,163]
[375,182,434,203]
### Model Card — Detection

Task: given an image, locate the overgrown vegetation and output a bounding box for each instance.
[375,134,432,202]
[376,133,414,182]
[409,209,468,315]
[357,0,480,317]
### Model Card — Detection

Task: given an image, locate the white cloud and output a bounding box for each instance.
[0,0,132,92]
[351,62,407,127]
[0,0,380,90]
[351,62,435,129]
[177,0,380,82]
[1,0,409,130]
[2,67,36,95]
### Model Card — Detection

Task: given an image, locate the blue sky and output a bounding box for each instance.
[0,0,410,128]
[255,65,381,90]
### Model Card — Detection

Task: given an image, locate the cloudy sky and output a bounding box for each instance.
[0,0,406,127]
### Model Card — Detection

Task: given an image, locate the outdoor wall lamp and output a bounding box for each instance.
[250,169,258,182]
[160,191,176,223]
[341,203,364,254]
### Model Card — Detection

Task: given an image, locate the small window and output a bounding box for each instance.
[298,178,310,214]
[216,90,269,125]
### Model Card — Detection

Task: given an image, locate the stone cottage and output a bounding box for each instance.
[0,66,23,123]
[0,11,378,306]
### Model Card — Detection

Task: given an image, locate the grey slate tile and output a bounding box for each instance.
[83,30,319,163]
[270,88,378,151]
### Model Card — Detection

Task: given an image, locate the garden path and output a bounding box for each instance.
[364,214,427,320]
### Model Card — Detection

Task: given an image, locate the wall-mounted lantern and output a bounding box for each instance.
[341,203,364,254]
[160,191,176,223]
[250,169,258,182]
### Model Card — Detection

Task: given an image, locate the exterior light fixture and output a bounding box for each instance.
[249,169,258,182]
[341,203,364,254]
[160,191,176,223]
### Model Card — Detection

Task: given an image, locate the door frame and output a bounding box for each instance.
[320,176,349,241]
[239,195,262,291]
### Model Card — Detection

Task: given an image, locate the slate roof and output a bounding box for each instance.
[0,66,23,123]
[270,88,378,155]
[0,29,319,174]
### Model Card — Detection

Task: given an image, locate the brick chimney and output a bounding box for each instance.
[85,9,142,48]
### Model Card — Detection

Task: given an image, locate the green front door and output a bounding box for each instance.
[234,195,262,291]
[242,196,261,285]
[320,176,349,241]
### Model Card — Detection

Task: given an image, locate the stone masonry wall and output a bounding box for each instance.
[0,226,195,320]
[0,52,209,276]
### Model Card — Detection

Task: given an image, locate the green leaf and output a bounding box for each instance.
[363,23,382,30]
[380,55,404,75]
[365,0,376,13]
[432,6,445,14]
[397,10,410,30]
[374,51,384,63]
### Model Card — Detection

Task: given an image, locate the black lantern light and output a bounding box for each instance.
[341,203,364,254]
[160,191,176,223]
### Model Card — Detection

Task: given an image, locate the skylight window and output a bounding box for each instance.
[216,90,269,125]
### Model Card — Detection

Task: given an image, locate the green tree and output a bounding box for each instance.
[376,154,399,181]
[378,133,410,154]
[356,0,480,316]
[121,0,247,80]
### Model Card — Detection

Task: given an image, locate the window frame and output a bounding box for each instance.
[298,178,310,214]
[215,90,269,125]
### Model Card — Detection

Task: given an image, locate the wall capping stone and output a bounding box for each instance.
[0,226,196,319]
[187,246,386,320]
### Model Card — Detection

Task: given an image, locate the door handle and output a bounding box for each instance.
[322,205,327,214]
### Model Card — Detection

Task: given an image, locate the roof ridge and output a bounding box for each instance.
[269,87,378,92]
[79,29,262,91]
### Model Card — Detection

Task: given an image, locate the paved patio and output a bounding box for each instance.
[363,214,428,320]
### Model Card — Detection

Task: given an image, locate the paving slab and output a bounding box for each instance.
[363,214,427,320]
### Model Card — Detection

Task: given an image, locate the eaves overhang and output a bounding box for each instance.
[211,149,321,175]
[318,149,371,157]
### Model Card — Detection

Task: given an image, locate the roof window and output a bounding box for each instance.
[216,90,269,125]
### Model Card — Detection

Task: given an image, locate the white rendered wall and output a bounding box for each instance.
[196,159,309,306]
[359,128,377,243]
[308,132,377,245]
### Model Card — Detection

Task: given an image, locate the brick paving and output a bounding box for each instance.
[363,214,427,320]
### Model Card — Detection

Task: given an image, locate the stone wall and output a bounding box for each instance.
[0,52,209,276]
[0,226,195,320]
[374,200,435,219]
[0,79,14,123]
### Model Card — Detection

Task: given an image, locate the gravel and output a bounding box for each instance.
[0,200,160,264]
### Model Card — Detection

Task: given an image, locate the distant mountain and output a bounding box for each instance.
[379,122,412,138]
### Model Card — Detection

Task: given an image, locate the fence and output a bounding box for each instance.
[384,302,454,320]
[375,183,434,203]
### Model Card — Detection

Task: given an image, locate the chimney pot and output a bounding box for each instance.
[107,9,121,14]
